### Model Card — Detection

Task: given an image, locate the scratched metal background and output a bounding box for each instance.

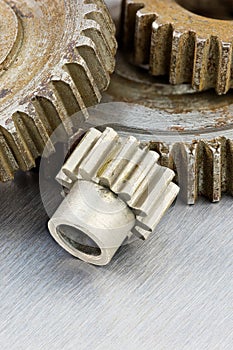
[0,1,233,349]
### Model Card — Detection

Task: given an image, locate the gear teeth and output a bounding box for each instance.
[134,8,157,65]
[127,164,159,209]
[62,128,102,181]
[226,139,233,196]
[150,137,233,204]
[76,37,110,91]
[135,182,179,239]
[207,37,219,89]
[81,19,116,72]
[171,142,199,205]
[24,103,52,151]
[192,37,211,92]
[79,128,120,181]
[56,169,73,190]
[152,142,174,169]
[13,112,45,157]
[150,22,173,76]
[129,165,175,216]
[47,80,80,135]
[99,136,140,188]
[65,56,102,107]
[32,96,64,135]
[0,0,116,181]
[110,147,148,196]
[170,30,195,85]
[85,0,116,33]
[58,127,179,239]
[217,42,232,95]
[84,3,117,54]
[200,140,222,202]
[122,0,145,49]
[116,149,160,202]
[2,120,35,171]
[88,0,117,32]
[0,130,19,181]
[123,0,233,94]
[53,69,89,112]
[170,30,186,85]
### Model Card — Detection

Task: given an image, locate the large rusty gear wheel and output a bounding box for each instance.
[122,0,233,94]
[0,0,117,182]
[102,53,233,204]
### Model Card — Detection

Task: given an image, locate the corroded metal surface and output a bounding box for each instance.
[0,0,117,181]
[122,0,233,94]
[102,53,233,204]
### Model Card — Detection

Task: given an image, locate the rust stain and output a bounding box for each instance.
[6,1,33,18]
[170,126,185,131]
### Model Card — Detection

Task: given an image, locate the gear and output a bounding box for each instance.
[102,53,233,204]
[56,127,179,240]
[0,0,117,182]
[50,127,179,265]
[122,0,233,94]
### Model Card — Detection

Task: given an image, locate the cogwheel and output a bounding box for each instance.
[50,127,179,265]
[122,0,233,94]
[0,0,117,182]
[101,53,233,204]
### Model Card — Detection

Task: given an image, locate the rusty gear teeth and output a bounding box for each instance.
[0,0,117,182]
[152,137,233,205]
[101,50,233,204]
[122,0,233,95]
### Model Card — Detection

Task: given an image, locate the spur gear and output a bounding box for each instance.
[101,53,233,204]
[122,0,233,94]
[0,0,117,182]
[50,127,179,265]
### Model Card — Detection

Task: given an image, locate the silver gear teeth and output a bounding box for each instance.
[56,127,179,239]
[0,0,117,182]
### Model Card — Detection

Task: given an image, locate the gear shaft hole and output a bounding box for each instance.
[176,0,233,20]
[57,224,101,256]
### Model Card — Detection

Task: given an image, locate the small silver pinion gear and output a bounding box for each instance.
[48,127,179,266]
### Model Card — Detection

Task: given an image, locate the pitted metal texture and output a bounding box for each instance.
[102,53,233,204]
[122,0,233,94]
[0,0,117,181]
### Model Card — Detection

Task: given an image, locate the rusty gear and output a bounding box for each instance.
[122,0,233,94]
[0,0,117,182]
[102,53,233,204]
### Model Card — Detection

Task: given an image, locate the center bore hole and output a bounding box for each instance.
[176,0,233,20]
[57,224,101,256]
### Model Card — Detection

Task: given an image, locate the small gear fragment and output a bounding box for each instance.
[122,0,233,94]
[48,127,179,265]
[0,0,117,182]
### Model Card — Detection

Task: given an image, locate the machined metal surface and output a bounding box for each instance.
[122,0,233,94]
[50,127,179,265]
[0,0,117,182]
[101,53,233,204]
[1,165,233,349]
